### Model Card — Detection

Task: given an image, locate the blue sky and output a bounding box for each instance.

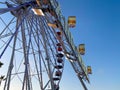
[59,0,120,90]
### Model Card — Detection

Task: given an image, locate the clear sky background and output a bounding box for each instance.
[58,0,120,90]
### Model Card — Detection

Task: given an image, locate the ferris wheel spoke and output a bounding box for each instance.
[22,15,58,89]
[0,7,16,15]
[0,11,29,59]
[0,2,6,4]
[40,25,57,66]
[3,28,18,90]
[0,17,15,35]
[30,42,44,89]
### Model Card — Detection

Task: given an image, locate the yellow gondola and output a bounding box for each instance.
[87,66,92,74]
[47,23,58,28]
[68,16,76,28]
[32,8,45,16]
[78,44,85,55]
[36,0,41,6]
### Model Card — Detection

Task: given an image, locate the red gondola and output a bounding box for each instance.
[57,47,62,51]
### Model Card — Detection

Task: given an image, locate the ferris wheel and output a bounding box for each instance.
[0,0,92,90]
